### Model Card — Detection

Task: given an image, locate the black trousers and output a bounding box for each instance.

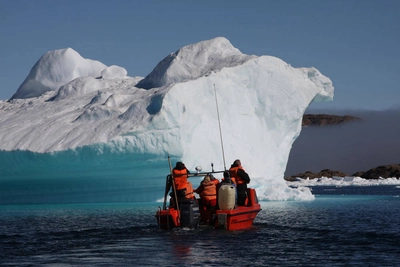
[236,183,247,206]
[170,189,186,202]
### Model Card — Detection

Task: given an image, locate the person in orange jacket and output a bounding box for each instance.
[185,180,195,200]
[229,159,250,206]
[195,174,219,208]
[168,161,191,203]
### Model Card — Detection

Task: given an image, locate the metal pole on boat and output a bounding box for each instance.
[162,173,169,210]
[214,84,227,171]
[168,155,180,220]
[162,155,174,210]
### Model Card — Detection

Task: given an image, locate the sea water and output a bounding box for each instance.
[1,149,400,266]
[1,186,399,266]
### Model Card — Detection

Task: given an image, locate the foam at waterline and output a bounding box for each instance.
[288,176,400,187]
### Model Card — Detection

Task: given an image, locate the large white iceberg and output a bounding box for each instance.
[0,37,334,201]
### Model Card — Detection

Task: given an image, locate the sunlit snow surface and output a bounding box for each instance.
[0,37,335,201]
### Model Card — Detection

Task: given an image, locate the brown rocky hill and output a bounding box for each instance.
[302,114,361,126]
[285,164,400,181]
[352,164,400,179]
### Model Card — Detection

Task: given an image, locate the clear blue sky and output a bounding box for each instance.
[1,0,399,110]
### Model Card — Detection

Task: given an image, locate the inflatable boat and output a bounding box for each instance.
[155,170,261,231]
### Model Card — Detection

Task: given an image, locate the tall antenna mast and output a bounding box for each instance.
[214,84,227,171]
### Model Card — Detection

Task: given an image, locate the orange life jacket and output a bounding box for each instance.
[185,182,194,199]
[229,166,246,185]
[173,168,188,190]
[199,181,217,201]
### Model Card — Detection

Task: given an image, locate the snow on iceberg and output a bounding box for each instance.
[0,37,334,201]
[10,48,107,99]
[101,65,128,80]
[136,37,255,89]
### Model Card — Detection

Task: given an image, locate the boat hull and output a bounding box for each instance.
[155,208,180,230]
[155,188,261,231]
[215,205,261,230]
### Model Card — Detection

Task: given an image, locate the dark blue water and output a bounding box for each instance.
[1,186,399,266]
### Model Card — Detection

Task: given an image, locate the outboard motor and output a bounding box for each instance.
[180,199,201,228]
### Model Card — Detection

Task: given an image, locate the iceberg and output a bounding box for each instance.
[0,37,334,202]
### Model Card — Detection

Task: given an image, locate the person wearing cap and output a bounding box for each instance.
[229,159,250,206]
[221,170,235,185]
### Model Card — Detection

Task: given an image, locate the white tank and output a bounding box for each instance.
[218,184,236,210]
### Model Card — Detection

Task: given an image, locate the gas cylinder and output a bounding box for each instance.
[218,184,236,210]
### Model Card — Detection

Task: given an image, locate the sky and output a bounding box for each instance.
[0,0,399,110]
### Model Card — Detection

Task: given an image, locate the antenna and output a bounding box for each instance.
[214,84,227,171]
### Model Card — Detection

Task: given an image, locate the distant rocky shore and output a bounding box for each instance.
[302,114,361,126]
[285,164,400,181]
[285,114,398,181]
